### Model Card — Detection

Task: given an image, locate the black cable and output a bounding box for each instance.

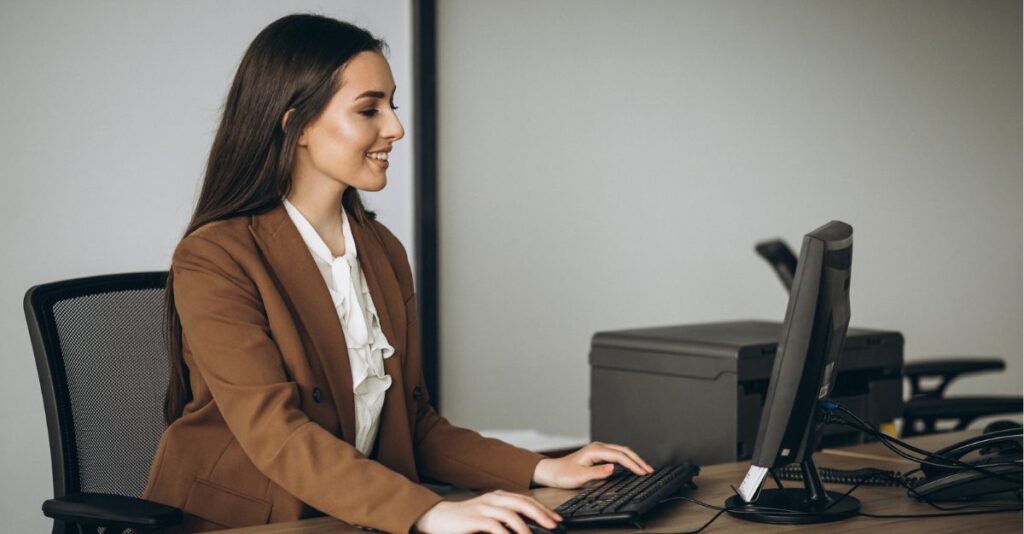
[898,473,1021,512]
[884,464,1005,512]
[824,401,1022,510]
[809,428,1018,512]
[646,470,893,533]
[833,421,1022,503]
[880,462,1022,513]
[638,402,1021,532]
[664,495,724,511]
[664,494,830,516]
[833,405,1020,477]
[827,407,1022,485]
[775,464,919,487]
[680,508,728,534]
[650,458,1019,532]
[828,414,962,469]
[854,424,1020,487]
[636,497,727,534]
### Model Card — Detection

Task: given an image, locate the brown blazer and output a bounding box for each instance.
[143,203,544,533]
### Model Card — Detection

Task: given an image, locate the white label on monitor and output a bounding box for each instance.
[737,465,769,503]
[818,362,835,399]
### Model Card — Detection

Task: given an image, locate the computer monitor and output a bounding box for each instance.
[726,220,858,524]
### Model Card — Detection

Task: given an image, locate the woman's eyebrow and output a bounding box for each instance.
[355,86,397,101]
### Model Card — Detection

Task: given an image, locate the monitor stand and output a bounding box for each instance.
[724,455,861,524]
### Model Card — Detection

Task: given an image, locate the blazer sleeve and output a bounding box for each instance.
[172,234,443,533]
[373,223,546,489]
[405,293,546,490]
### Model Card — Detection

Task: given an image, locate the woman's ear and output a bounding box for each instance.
[281,108,309,146]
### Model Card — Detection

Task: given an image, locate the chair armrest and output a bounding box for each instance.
[42,492,183,530]
[904,357,1005,398]
[754,240,798,291]
[902,396,1023,436]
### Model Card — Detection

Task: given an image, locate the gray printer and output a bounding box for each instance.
[589,320,903,467]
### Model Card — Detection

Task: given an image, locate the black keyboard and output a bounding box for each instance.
[554,463,700,528]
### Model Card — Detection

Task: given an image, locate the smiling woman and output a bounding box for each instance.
[285,52,402,203]
[144,12,652,534]
[281,50,404,255]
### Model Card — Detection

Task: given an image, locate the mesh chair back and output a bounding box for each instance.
[26,272,170,502]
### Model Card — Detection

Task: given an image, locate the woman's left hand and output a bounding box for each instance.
[531,441,655,489]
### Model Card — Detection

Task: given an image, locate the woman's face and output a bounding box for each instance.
[294,51,404,192]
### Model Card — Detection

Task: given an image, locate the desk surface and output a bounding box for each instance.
[217,431,1021,533]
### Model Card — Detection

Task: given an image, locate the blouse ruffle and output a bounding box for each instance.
[282,198,394,456]
[331,255,395,456]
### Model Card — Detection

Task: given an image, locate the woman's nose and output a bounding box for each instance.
[384,110,405,142]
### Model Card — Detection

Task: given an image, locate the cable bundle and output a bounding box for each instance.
[640,400,1022,534]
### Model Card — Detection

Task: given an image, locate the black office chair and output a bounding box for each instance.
[900,359,1023,437]
[25,272,183,534]
[755,239,1023,438]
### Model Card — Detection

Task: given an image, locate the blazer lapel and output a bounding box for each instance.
[348,220,407,356]
[349,218,419,479]
[248,204,358,447]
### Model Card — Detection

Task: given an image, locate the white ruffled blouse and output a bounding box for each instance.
[282,198,394,457]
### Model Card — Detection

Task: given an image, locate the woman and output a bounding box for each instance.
[144,13,653,534]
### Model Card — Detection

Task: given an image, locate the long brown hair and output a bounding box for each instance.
[164,14,387,423]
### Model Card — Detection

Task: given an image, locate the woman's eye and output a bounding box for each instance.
[360,105,399,118]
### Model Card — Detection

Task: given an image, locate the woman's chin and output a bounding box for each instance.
[352,176,387,192]
[358,164,388,191]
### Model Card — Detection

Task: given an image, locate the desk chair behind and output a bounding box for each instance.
[755,239,1023,437]
[25,272,183,534]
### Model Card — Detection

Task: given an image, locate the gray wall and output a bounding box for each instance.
[0,1,414,531]
[2,1,1022,531]
[436,0,1022,436]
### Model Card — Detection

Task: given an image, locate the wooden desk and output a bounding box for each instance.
[217,431,1021,533]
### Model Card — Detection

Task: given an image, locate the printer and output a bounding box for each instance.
[589,320,903,466]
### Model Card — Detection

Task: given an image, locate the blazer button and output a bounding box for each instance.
[412,386,422,401]
[312,387,322,403]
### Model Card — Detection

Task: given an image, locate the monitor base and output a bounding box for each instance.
[724,489,860,524]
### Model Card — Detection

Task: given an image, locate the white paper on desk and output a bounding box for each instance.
[478,429,589,454]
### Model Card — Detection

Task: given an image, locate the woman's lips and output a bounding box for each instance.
[367,155,389,169]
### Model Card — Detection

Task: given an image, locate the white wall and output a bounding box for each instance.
[437,0,1022,436]
[0,1,414,531]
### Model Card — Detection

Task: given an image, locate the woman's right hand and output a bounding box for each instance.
[414,490,563,534]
